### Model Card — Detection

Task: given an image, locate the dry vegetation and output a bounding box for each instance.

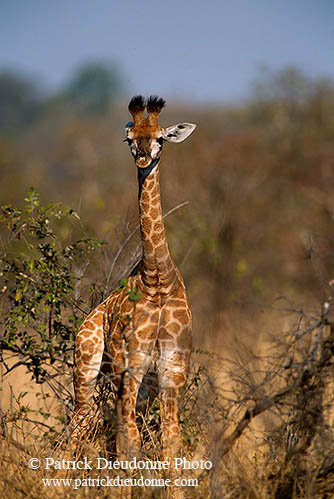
[2,67,334,497]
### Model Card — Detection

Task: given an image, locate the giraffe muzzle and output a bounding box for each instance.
[136,155,152,168]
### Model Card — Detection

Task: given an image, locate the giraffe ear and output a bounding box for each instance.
[163,123,197,143]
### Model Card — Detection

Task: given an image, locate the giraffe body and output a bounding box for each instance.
[72,96,196,466]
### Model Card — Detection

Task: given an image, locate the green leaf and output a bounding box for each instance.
[128,287,142,302]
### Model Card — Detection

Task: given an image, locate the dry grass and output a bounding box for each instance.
[3,307,334,498]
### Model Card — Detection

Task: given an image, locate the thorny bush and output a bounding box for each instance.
[0,188,104,388]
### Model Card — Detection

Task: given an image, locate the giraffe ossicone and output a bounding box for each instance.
[71,95,196,469]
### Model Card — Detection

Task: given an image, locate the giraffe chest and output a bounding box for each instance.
[103,289,192,355]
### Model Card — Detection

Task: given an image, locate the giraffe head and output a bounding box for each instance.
[125,95,196,170]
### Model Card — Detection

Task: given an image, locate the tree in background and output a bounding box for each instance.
[64,61,124,115]
[248,65,334,135]
[0,60,125,134]
[252,65,312,104]
[0,71,42,132]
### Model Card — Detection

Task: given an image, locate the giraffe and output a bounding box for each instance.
[71,95,196,468]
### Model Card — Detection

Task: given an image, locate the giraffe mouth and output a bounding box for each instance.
[136,157,153,168]
[137,158,160,177]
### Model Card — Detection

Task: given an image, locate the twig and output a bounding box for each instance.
[104,200,189,295]
[214,318,334,460]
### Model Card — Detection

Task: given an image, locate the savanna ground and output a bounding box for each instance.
[2,67,334,497]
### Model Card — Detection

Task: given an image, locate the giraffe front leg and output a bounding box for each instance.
[116,370,142,460]
[70,322,104,446]
[157,344,190,499]
[115,350,151,460]
[157,347,190,459]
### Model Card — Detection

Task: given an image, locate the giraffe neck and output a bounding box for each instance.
[137,161,180,299]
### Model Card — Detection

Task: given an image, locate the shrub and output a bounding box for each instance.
[0,188,104,392]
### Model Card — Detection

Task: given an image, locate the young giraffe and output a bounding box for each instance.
[71,95,196,464]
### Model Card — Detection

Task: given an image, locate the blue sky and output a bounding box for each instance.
[1,0,333,102]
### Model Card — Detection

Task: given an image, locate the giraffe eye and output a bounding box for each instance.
[157,137,165,146]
